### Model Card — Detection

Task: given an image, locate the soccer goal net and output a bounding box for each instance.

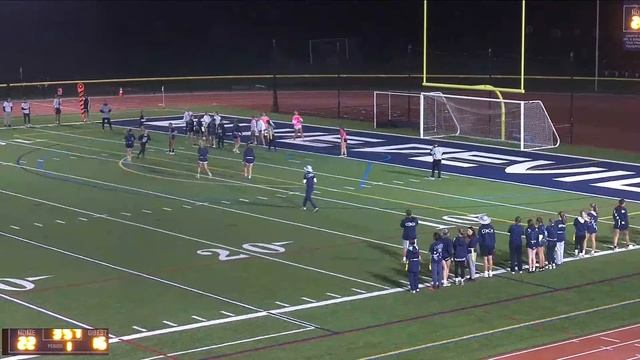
[420,92,560,151]
[373,91,422,128]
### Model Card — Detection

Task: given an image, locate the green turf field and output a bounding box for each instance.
[0,111,639,359]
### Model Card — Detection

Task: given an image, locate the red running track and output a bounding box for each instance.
[491,324,640,360]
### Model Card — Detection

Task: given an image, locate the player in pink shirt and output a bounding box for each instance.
[339,127,348,157]
[292,110,304,140]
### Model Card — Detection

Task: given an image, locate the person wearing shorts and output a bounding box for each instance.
[243,143,255,179]
[124,129,136,162]
[525,219,539,273]
[612,199,633,250]
[478,215,496,278]
[536,217,547,270]
[292,110,304,140]
[440,228,453,286]
[573,210,588,258]
[232,120,242,154]
[586,203,598,255]
[196,140,212,179]
[168,122,177,155]
[339,127,347,157]
[400,209,418,261]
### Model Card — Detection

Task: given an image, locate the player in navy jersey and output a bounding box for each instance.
[452,228,467,285]
[507,216,524,274]
[612,199,633,250]
[573,210,588,258]
[196,140,212,179]
[440,229,453,286]
[243,143,255,179]
[400,209,419,261]
[124,129,136,162]
[137,130,151,159]
[195,116,204,139]
[186,116,195,143]
[405,240,421,293]
[478,215,496,278]
[429,232,444,288]
[587,203,598,255]
[168,122,177,155]
[302,165,318,212]
[466,227,478,280]
[554,212,568,265]
[525,219,539,272]
[536,217,547,270]
[216,120,226,149]
[545,218,557,269]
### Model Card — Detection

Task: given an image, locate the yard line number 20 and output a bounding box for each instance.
[196,241,292,261]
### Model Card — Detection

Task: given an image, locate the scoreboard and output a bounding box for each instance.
[623,1,640,50]
[2,328,109,356]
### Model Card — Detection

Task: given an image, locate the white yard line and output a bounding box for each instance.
[326,293,342,298]
[220,200,231,204]
[77,217,88,221]
[301,297,317,303]
[141,209,153,213]
[162,207,172,211]
[132,326,147,332]
[0,292,94,329]
[239,198,250,202]
[139,327,314,360]
[55,220,66,224]
[351,288,367,294]
[181,204,192,209]
[220,311,236,317]
[33,223,43,227]
[275,301,291,307]
[162,321,178,327]
[120,212,131,216]
[191,315,207,322]
[9,225,20,230]
[275,194,287,198]
[257,196,269,200]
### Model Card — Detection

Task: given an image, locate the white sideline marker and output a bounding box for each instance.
[257,196,269,200]
[120,212,131,216]
[162,321,178,327]
[408,179,421,183]
[326,293,342,298]
[132,326,147,332]
[220,200,231,204]
[275,301,290,307]
[141,209,152,213]
[182,205,192,209]
[275,194,287,198]
[9,225,20,230]
[55,220,66,224]
[344,186,355,190]
[239,198,250,202]
[77,217,88,221]
[301,297,317,303]
[191,315,207,322]
[393,180,405,184]
[399,280,409,284]
[33,223,43,227]
[162,207,172,211]
[69,156,77,159]
[351,288,367,294]
[220,311,235,317]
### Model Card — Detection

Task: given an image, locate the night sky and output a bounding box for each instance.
[0,1,634,82]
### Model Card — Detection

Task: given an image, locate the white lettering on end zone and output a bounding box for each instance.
[592,177,640,193]
[505,160,606,175]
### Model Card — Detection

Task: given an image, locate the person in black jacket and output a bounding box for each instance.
[217,120,226,149]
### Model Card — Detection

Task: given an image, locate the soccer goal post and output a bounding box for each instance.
[420,92,560,151]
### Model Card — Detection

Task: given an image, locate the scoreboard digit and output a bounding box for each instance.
[2,328,109,355]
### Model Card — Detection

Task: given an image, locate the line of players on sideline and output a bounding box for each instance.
[401,200,634,293]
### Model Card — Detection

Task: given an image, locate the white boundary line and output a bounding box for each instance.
[0,185,389,290]
[490,323,640,359]
[139,327,314,360]
[361,298,640,359]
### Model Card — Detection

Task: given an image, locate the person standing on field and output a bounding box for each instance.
[554,211,567,265]
[3,98,13,127]
[406,240,421,293]
[430,143,443,179]
[507,216,524,274]
[21,99,31,127]
[53,94,62,125]
[100,101,112,130]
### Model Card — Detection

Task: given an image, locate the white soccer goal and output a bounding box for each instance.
[419,92,560,151]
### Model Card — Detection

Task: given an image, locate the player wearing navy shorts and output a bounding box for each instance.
[612,199,634,250]
[587,203,598,255]
[243,143,255,179]
[525,219,539,272]
[536,217,547,270]
[478,215,496,277]
[124,129,136,162]
[440,228,453,286]
[406,240,421,293]
[573,210,588,258]
[400,209,419,261]
[302,165,318,212]
[196,140,212,179]
[545,218,557,269]
[168,122,177,155]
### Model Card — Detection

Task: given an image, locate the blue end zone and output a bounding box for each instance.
[112,114,640,203]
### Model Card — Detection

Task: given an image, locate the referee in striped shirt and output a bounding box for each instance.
[430,143,443,179]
